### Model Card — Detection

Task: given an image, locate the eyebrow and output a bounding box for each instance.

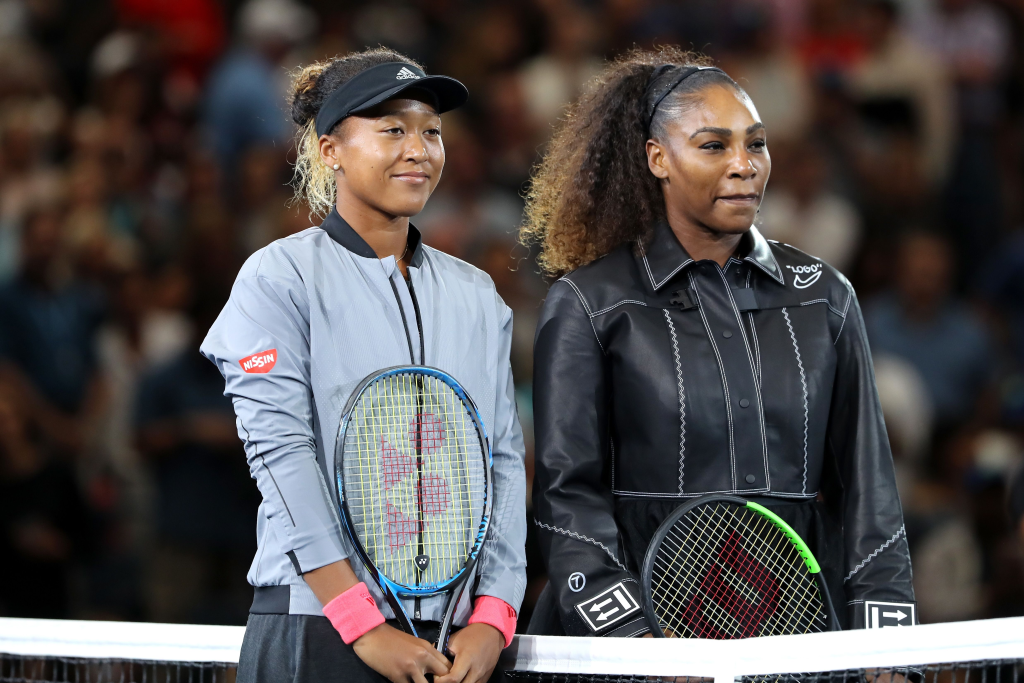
[690,122,765,139]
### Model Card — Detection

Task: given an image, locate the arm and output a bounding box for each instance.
[827,289,916,627]
[532,281,645,637]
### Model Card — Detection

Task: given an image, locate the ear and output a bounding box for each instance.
[646,139,670,180]
[319,134,341,172]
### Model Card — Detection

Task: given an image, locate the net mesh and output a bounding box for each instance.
[648,501,825,638]
[0,655,233,683]
[340,371,488,589]
[1,616,1022,683]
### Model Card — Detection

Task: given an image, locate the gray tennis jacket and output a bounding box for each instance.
[200,209,527,624]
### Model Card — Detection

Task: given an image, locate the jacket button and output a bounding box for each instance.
[745,474,756,484]
[739,398,750,408]
[722,330,733,338]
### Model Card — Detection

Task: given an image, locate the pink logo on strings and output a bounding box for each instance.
[381,415,450,549]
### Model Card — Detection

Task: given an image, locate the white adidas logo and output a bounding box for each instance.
[396,67,419,80]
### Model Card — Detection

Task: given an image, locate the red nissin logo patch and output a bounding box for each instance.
[240,349,277,373]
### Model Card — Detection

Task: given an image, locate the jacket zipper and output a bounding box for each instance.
[388,266,427,621]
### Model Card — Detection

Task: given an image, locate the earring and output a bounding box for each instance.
[332,164,340,170]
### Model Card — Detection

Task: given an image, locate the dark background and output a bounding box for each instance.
[0,0,1023,629]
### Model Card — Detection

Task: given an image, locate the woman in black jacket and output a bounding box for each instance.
[522,48,915,638]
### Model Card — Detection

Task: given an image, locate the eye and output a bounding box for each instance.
[750,139,766,152]
[425,128,441,137]
[384,127,403,135]
[700,141,725,151]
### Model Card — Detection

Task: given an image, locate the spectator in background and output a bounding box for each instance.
[757,138,862,272]
[517,2,604,131]
[0,204,106,457]
[135,283,257,625]
[0,374,94,618]
[864,231,993,427]
[721,3,812,142]
[202,0,316,178]
[849,0,954,185]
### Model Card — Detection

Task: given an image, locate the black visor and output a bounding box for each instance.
[314,62,469,136]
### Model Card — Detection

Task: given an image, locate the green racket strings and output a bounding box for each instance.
[342,372,486,588]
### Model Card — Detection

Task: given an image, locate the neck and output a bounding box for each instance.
[665,207,744,268]
[334,188,410,264]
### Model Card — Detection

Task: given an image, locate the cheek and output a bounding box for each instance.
[673,154,720,202]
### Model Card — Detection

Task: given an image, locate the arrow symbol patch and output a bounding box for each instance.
[574,582,640,633]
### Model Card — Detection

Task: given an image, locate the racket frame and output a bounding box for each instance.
[335,365,493,653]
[640,494,839,638]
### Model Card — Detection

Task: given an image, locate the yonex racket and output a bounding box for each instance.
[641,494,839,638]
[335,366,492,654]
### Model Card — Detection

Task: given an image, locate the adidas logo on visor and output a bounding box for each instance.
[396,67,419,80]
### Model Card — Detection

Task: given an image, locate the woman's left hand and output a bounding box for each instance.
[435,623,504,683]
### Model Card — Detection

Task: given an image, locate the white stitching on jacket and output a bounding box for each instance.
[591,300,648,318]
[533,519,628,571]
[844,525,906,582]
[560,277,606,354]
[800,298,847,318]
[663,310,686,494]
[782,308,809,495]
[689,273,737,489]
[834,289,854,344]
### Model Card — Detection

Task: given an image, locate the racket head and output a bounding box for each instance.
[641,495,829,639]
[335,366,492,596]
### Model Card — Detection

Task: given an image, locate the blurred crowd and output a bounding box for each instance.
[0,0,1023,629]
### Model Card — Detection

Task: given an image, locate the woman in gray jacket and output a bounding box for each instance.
[201,47,526,683]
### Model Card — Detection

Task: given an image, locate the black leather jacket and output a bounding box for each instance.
[532,222,915,637]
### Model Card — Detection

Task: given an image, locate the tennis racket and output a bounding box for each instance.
[641,494,839,639]
[335,366,492,654]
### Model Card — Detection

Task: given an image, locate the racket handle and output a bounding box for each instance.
[436,578,470,655]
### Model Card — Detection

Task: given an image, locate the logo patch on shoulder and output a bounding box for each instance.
[240,349,277,373]
[785,263,823,289]
[574,581,640,633]
[864,601,915,628]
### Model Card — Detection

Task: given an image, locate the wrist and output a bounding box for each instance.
[467,596,517,648]
[322,582,386,644]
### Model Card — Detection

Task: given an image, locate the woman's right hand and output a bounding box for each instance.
[352,622,451,683]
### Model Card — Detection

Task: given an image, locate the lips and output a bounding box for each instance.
[393,172,429,184]
[717,194,759,203]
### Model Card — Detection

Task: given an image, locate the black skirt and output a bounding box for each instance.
[528,497,848,636]
[238,614,507,683]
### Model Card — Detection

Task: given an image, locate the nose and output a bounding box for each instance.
[727,151,757,180]
[405,134,429,163]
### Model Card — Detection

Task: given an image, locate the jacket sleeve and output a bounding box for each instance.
[828,287,916,627]
[200,264,348,576]
[532,280,647,637]
[474,300,528,615]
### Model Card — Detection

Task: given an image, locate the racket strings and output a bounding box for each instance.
[343,373,486,589]
[651,503,826,639]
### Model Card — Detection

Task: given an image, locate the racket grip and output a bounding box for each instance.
[323,582,386,644]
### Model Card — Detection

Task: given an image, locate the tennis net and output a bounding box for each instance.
[1,615,1023,683]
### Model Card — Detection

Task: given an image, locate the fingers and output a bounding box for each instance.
[421,641,452,674]
[435,654,472,683]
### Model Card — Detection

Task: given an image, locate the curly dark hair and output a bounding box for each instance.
[520,47,742,277]
[289,47,423,218]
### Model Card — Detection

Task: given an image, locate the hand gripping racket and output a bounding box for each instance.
[335,366,492,654]
[641,495,839,638]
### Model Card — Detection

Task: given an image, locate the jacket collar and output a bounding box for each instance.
[636,220,784,291]
[321,207,425,268]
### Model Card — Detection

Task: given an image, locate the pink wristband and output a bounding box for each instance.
[322,582,386,644]
[467,596,517,648]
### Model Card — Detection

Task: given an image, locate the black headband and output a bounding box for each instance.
[643,64,727,134]
[314,62,469,137]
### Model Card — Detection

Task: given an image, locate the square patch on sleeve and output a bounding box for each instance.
[864,601,915,628]
[574,581,641,634]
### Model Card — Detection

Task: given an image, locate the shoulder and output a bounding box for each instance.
[764,239,855,313]
[555,245,642,316]
[236,227,329,284]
